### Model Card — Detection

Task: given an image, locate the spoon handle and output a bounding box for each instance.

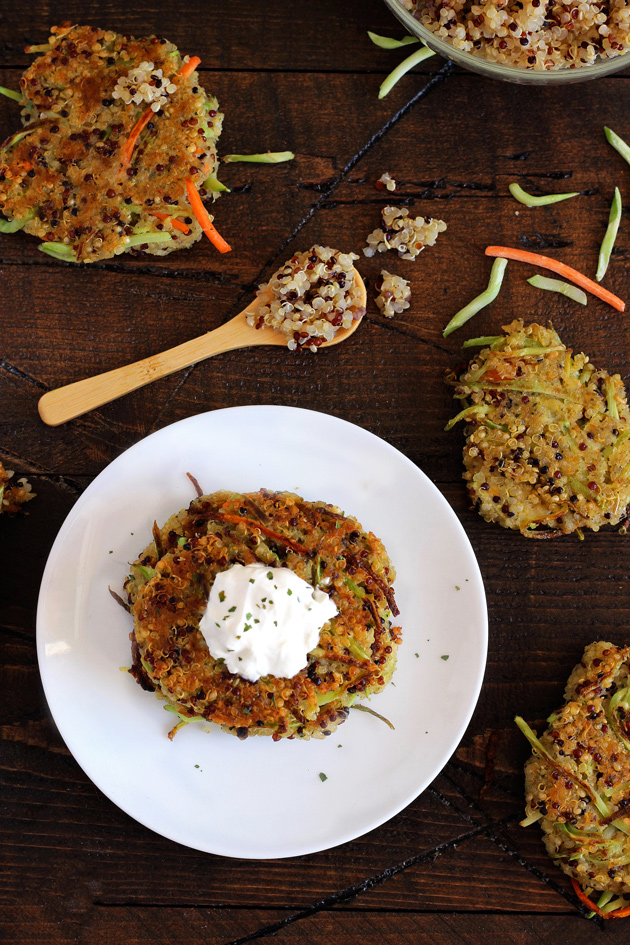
[38,311,265,426]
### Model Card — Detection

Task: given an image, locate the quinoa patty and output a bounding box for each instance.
[446,321,630,537]
[519,643,630,907]
[124,489,401,741]
[0,24,224,262]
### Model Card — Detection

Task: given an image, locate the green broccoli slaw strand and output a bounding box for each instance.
[509,182,579,207]
[527,274,587,305]
[443,258,508,338]
[596,187,622,283]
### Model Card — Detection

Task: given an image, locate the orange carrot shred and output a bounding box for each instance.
[571,879,630,919]
[120,109,152,168]
[149,211,190,234]
[185,177,231,253]
[177,56,201,80]
[486,246,625,312]
[119,56,202,169]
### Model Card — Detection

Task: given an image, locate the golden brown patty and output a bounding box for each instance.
[124,489,401,741]
[0,24,224,262]
[519,643,630,906]
[446,321,630,537]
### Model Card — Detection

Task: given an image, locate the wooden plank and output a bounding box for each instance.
[0,0,439,74]
[1,907,603,945]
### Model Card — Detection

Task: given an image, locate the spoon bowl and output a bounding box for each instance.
[38,270,366,426]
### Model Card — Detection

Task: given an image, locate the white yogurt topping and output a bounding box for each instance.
[199,563,338,681]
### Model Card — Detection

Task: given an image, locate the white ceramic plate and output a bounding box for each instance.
[37,406,487,859]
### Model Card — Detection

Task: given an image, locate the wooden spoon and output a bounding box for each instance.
[38,271,366,426]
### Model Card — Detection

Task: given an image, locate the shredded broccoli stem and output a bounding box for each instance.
[38,243,77,262]
[444,404,490,431]
[527,274,587,306]
[0,85,22,103]
[378,45,435,99]
[0,209,35,233]
[596,187,622,283]
[126,232,172,248]
[203,174,230,193]
[223,151,294,163]
[520,811,543,826]
[25,43,52,53]
[605,126,630,168]
[462,335,504,349]
[443,258,508,337]
[515,715,614,820]
[131,563,156,581]
[508,182,579,207]
[343,575,366,598]
[352,704,395,730]
[367,31,418,49]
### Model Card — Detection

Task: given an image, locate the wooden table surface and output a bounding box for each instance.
[3,1,630,942]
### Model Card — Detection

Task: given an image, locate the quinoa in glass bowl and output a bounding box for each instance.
[384,0,630,83]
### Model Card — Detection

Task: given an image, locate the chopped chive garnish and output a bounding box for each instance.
[441,654,449,661]
[267,572,273,579]
[596,186,622,283]
[219,591,226,602]
[508,182,579,207]
[378,45,435,99]
[527,274,587,306]
[319,772,328,782]
[367,31,419,49]
[228,606,236,613]
[443,258,508,337]
[223,151,294,163]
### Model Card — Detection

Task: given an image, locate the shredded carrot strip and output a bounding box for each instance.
[184,177,231,253]
[120,110,152,168]
[120,56,202,169]
[486,246,625,313]
[177,56,201,80]
[149,211,190,234]
[571,879,630,918]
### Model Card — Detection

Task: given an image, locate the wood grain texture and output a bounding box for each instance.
[3,0,630,942]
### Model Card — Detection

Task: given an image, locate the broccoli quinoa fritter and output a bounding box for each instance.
[124,489,401,741]
[0,24,225,263]
[518,643,630,911]
[447,321,630,537]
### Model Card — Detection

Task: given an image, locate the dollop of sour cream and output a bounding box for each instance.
[199,563,338,682]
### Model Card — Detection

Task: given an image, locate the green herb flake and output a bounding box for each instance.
[319,772,328,782]
[177,536,187,547]
[455,585,461,591]
[267,571,273,579]
[415,653,419,658]
[287,589,293,596]
[194,764,200,769]
[219,590,226,602]
[228,606,237,613]
[249,578,255,584]
[441,654,450,661]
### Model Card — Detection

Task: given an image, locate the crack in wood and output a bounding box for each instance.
[438,768,602,927]
[0,358,49,392]
[213,813,519,945]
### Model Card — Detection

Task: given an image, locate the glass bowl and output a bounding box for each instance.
[383,0,630,84]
